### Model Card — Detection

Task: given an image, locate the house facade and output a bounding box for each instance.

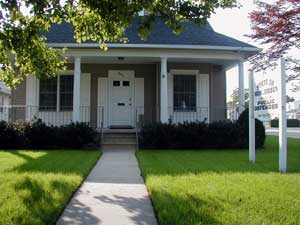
[11,17,259,129]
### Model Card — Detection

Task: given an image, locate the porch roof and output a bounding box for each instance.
[45,17,260,54]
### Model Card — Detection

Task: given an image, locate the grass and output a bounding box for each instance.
[137,136,300,225]
[0,150,101,225]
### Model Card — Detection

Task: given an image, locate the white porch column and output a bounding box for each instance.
[238,61,245,114]
[73,56,81,122]
[160,57,168,123]
[248,70,255,163]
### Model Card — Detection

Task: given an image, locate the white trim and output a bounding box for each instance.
[64,48,246,61]
[48,43,261,52]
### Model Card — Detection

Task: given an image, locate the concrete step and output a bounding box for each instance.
[102,133,137,146]
[103,134,136,139]
[102,138,136,143]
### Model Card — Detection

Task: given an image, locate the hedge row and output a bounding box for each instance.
[0,119,100,149]
[271,119,300,128]
[139,109,266,150]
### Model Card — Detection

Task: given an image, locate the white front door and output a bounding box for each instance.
[108,70,134,127]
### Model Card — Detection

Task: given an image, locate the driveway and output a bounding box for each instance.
[56,145,158,225]
[266,128,300,139]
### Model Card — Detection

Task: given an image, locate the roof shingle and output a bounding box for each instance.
[45,17,256,49]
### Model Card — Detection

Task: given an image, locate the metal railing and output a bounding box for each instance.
[135,106,240,128]
[0,105,241,129]
[0,105,105,128]
[169,107,209,124]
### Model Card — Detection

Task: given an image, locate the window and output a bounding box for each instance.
[59,75,74,111]
[173,75,196,111]
[39,77,57,111]
[123,81,130,86]
[39,75,74,111]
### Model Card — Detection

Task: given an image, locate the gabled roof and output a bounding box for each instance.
[45,17,259,52]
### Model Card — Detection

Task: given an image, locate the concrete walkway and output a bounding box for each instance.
[56,145,158,225]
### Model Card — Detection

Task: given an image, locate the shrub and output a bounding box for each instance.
[58,122,99,148]
[237,109,266,148]
[271,119,300,128]
[0,119,100,149]
[0,121,29,149]
[139,109,266,150]
[24,119,59,148]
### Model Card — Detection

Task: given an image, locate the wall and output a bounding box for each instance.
[210,65,227,121]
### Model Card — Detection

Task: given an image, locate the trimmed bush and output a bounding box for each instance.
[139,109,265,150]
[0,119,100,149]
[271,119,300,128]
[0,121,29,149]
[237,109,266,148]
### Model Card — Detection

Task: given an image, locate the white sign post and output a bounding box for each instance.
[279,58,287,173]
[252,58,287,172]
[248,70,255,163]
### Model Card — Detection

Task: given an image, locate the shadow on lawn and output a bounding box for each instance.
[149,189,223,225]
[14,177,100,225]
[8,151,90,175]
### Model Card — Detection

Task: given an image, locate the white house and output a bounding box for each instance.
[287,100,300,119]
[11,16,259,129]
[0,83,11,122]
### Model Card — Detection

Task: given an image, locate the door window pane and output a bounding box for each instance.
[59,75,74,111]
[173,75,196,111]
[39,77,57,111]
[123,81,130,86]
[113,81,120,86]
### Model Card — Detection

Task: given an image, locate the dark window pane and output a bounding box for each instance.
[113,81,120,86]
[173,75,196,111]
[123,81,130,86]
[60,75,73,111]
[39,77,57,111]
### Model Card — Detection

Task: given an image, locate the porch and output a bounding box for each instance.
[9,48,248,128]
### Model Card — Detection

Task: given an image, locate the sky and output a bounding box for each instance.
[208,0,299,102]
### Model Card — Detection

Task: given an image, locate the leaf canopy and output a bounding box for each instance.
[0,0,236,87]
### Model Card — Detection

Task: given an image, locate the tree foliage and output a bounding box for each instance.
[229,87,249,108]
[0,0,236,87]
[249,0,300,83]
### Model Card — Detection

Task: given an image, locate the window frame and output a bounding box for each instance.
[171,70,199,112]
[38,72,74,112]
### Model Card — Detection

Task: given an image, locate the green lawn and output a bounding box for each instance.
[137,136,300,225]
[0,150,101,225]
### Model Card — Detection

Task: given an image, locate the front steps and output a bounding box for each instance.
[101,129,137,146]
